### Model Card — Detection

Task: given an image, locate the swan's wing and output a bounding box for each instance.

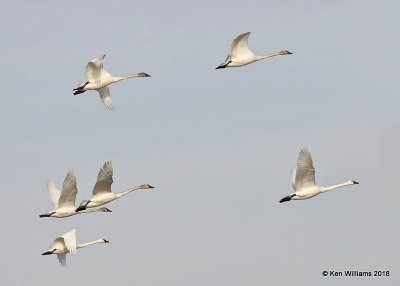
[85,54,106,82]
[291,167,297,191]
[60,229,77,254]
[46,178,61,208]
[98,87,114,111]
[230,32,253,58]
[57,253,67,267]
[57,170,78,209]
[92,161,113,196]
[294,147,316,190]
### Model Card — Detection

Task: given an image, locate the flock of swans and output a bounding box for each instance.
[40,161,153,266]
[40,32,359,266]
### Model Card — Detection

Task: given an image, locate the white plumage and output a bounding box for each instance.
[42,229,109,267]
[76,161,154,212]
[216,32,292,69]
[73,54,151,110]
[280,147,359,203]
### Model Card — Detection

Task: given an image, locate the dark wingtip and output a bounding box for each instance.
[287,51,293,54]
[215,65,224,70]
[105,208,112,212]
[148,185,154,189]
[353,181,359,184]
[103,239,110,243]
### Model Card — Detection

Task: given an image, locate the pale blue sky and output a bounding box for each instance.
[0,0,399,285]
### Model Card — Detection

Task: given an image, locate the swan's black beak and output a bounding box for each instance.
[353,181,359,184]
[103,239,110,243]
[148,185,154,189]
[105,208,112,212]
[215,65,225,69]
[287,51,293,54]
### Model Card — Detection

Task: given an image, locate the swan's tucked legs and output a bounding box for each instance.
[279,194,295,203]
[75,200,91,212]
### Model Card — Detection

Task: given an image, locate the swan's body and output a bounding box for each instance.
[279,147,359,203]
[73,54,151,110]
[42,229,109,267]
[75,161,154,212]
[39,170,111,218]
[216,32,292,69]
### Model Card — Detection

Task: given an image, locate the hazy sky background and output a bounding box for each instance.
[1,0,399,285]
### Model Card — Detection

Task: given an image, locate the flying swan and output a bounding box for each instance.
[39,170,111,218]
[75,161,154,212]
[73,54,151,110]
[216,32,292,69]
[279,147,359,203]
[42,229,109,267]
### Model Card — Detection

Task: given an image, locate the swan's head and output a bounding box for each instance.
[349,180,359,185]
[140,184,154,190]
[281,50,293,55]
[100,207,112,212]
[137,72,151,77]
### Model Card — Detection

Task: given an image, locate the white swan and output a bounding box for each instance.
[73,54,151,110]
[216,32,292,69]
[39,170,112,218]
[75,161,153,212]
[42,229,109,267]
[279,147,359,203]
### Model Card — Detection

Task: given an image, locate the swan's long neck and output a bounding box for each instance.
[257,51,287,60]
[77,239,105,249]
[76,207,104,214]
[115,185,145,198]
[111,73,145,83]
[321,181,354,193]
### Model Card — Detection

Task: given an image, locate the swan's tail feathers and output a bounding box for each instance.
[279,194,296,203]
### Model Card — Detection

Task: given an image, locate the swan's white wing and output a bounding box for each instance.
[230,32,253,58]
[291,167,297,191]
[294,147,316,190]
[60,229,77,254]
[98,87,114,111]
[47,178,61,208]
[57,170,78,209]
[85,54,106,82]
[57,253,67,267]
[92,161,113,196]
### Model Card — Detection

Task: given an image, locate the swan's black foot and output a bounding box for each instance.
[75,200,90,212]
[39,212,55,218]
[75,206,86,212]
[73,89,86,95]
[279,194,296,203]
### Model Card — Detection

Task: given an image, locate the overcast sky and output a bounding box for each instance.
[1,0,399,285]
